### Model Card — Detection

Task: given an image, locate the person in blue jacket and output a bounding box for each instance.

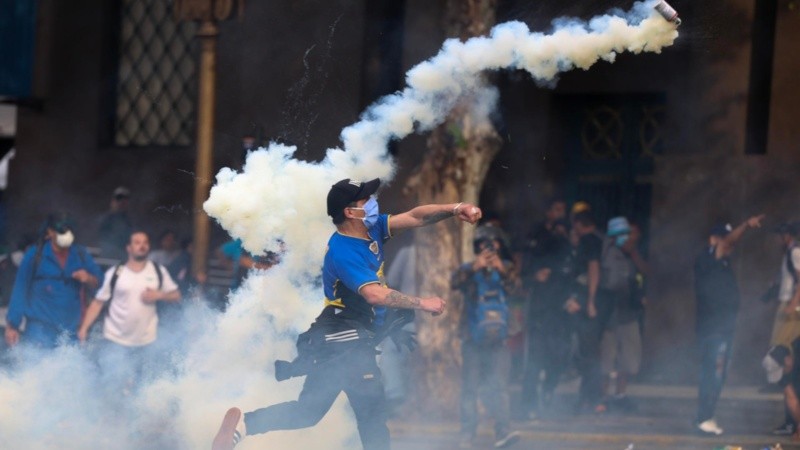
[4,212,102,349]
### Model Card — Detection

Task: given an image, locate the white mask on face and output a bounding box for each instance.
[55,230,75,248]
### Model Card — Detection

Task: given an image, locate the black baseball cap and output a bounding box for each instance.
[326,178,381,219]
[709,223,733,237]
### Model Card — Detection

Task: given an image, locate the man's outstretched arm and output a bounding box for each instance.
[390,202,482,233]
[716,214,764,258]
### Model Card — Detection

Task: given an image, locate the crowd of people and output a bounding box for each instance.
[0,187,257,385]
[1,180,798,448]
[511,200,652,422]
[0,186,196,398]
[444,199,652,447]
[446,197,800,445]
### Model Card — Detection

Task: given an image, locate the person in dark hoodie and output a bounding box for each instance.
[693,215,763,435]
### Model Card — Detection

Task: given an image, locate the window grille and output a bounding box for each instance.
[114,0,196,147]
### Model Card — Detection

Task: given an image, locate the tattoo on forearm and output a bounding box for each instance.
[421,210,453,226]
[385,290,421,309]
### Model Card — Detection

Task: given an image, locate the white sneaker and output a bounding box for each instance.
[494,430,521,448]
[697,419,723,435]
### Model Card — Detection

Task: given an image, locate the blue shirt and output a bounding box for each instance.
[220,239,245,289]
[220,239,244,261]
[322,214,392,329]
[6,242,103,332]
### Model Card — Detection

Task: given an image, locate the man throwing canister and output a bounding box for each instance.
[212,178,482,450]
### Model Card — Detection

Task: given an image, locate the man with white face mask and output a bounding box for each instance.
[212,178,483,450]
[5,212,102,349]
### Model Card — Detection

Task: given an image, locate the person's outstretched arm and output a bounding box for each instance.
[390,202,482,233]
[716,214,764,258]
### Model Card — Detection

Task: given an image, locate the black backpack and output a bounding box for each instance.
[105,261,164,303]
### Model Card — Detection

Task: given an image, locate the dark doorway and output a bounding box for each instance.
[555,93,666,249]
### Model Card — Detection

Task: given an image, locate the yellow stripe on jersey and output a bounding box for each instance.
[326,279,345,308]
[376,262,386,286]
[324,297,345,308]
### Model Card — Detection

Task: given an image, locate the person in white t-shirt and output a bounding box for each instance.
[78,230,180,391]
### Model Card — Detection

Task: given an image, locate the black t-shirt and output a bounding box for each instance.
[527,223,569,267]
[571,232,602,303]
[524,223,573,314]
[694,246,741,337]
[524,222,571,278]
[575,233,602,279]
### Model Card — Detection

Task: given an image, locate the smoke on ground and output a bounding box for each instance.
[0,2,677,448]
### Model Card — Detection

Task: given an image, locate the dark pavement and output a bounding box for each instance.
[389,382,795,450]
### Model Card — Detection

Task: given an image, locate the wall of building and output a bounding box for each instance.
[8,0,367,248]
[484,0,800,384]
[635,0,800,384]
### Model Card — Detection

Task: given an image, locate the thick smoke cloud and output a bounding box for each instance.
[0,2,677,449]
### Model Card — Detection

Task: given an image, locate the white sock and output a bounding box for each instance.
[235,413,247,439]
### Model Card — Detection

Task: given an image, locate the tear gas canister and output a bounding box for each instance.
[654,1,681,26]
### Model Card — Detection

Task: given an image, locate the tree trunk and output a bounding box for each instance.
[405,0,500,417]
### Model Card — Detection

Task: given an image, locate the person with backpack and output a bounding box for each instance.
[768,221,800,436]
[762,336,800,441]
[772,222,800,343]
[4,212,102,349]
[452,236,520,449]
[77,230,180,392]
[597,217,649,412]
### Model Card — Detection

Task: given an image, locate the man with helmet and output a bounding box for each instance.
[4,212,102,349]
[452,235,520,448]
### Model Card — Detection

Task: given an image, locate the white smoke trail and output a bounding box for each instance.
[206,0,677,259]
[0,2,677,449]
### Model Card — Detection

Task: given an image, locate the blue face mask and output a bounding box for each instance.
[351,197,380,228]
[615,234,629,247]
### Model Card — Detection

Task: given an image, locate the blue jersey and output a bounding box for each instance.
[322,214,392,329]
